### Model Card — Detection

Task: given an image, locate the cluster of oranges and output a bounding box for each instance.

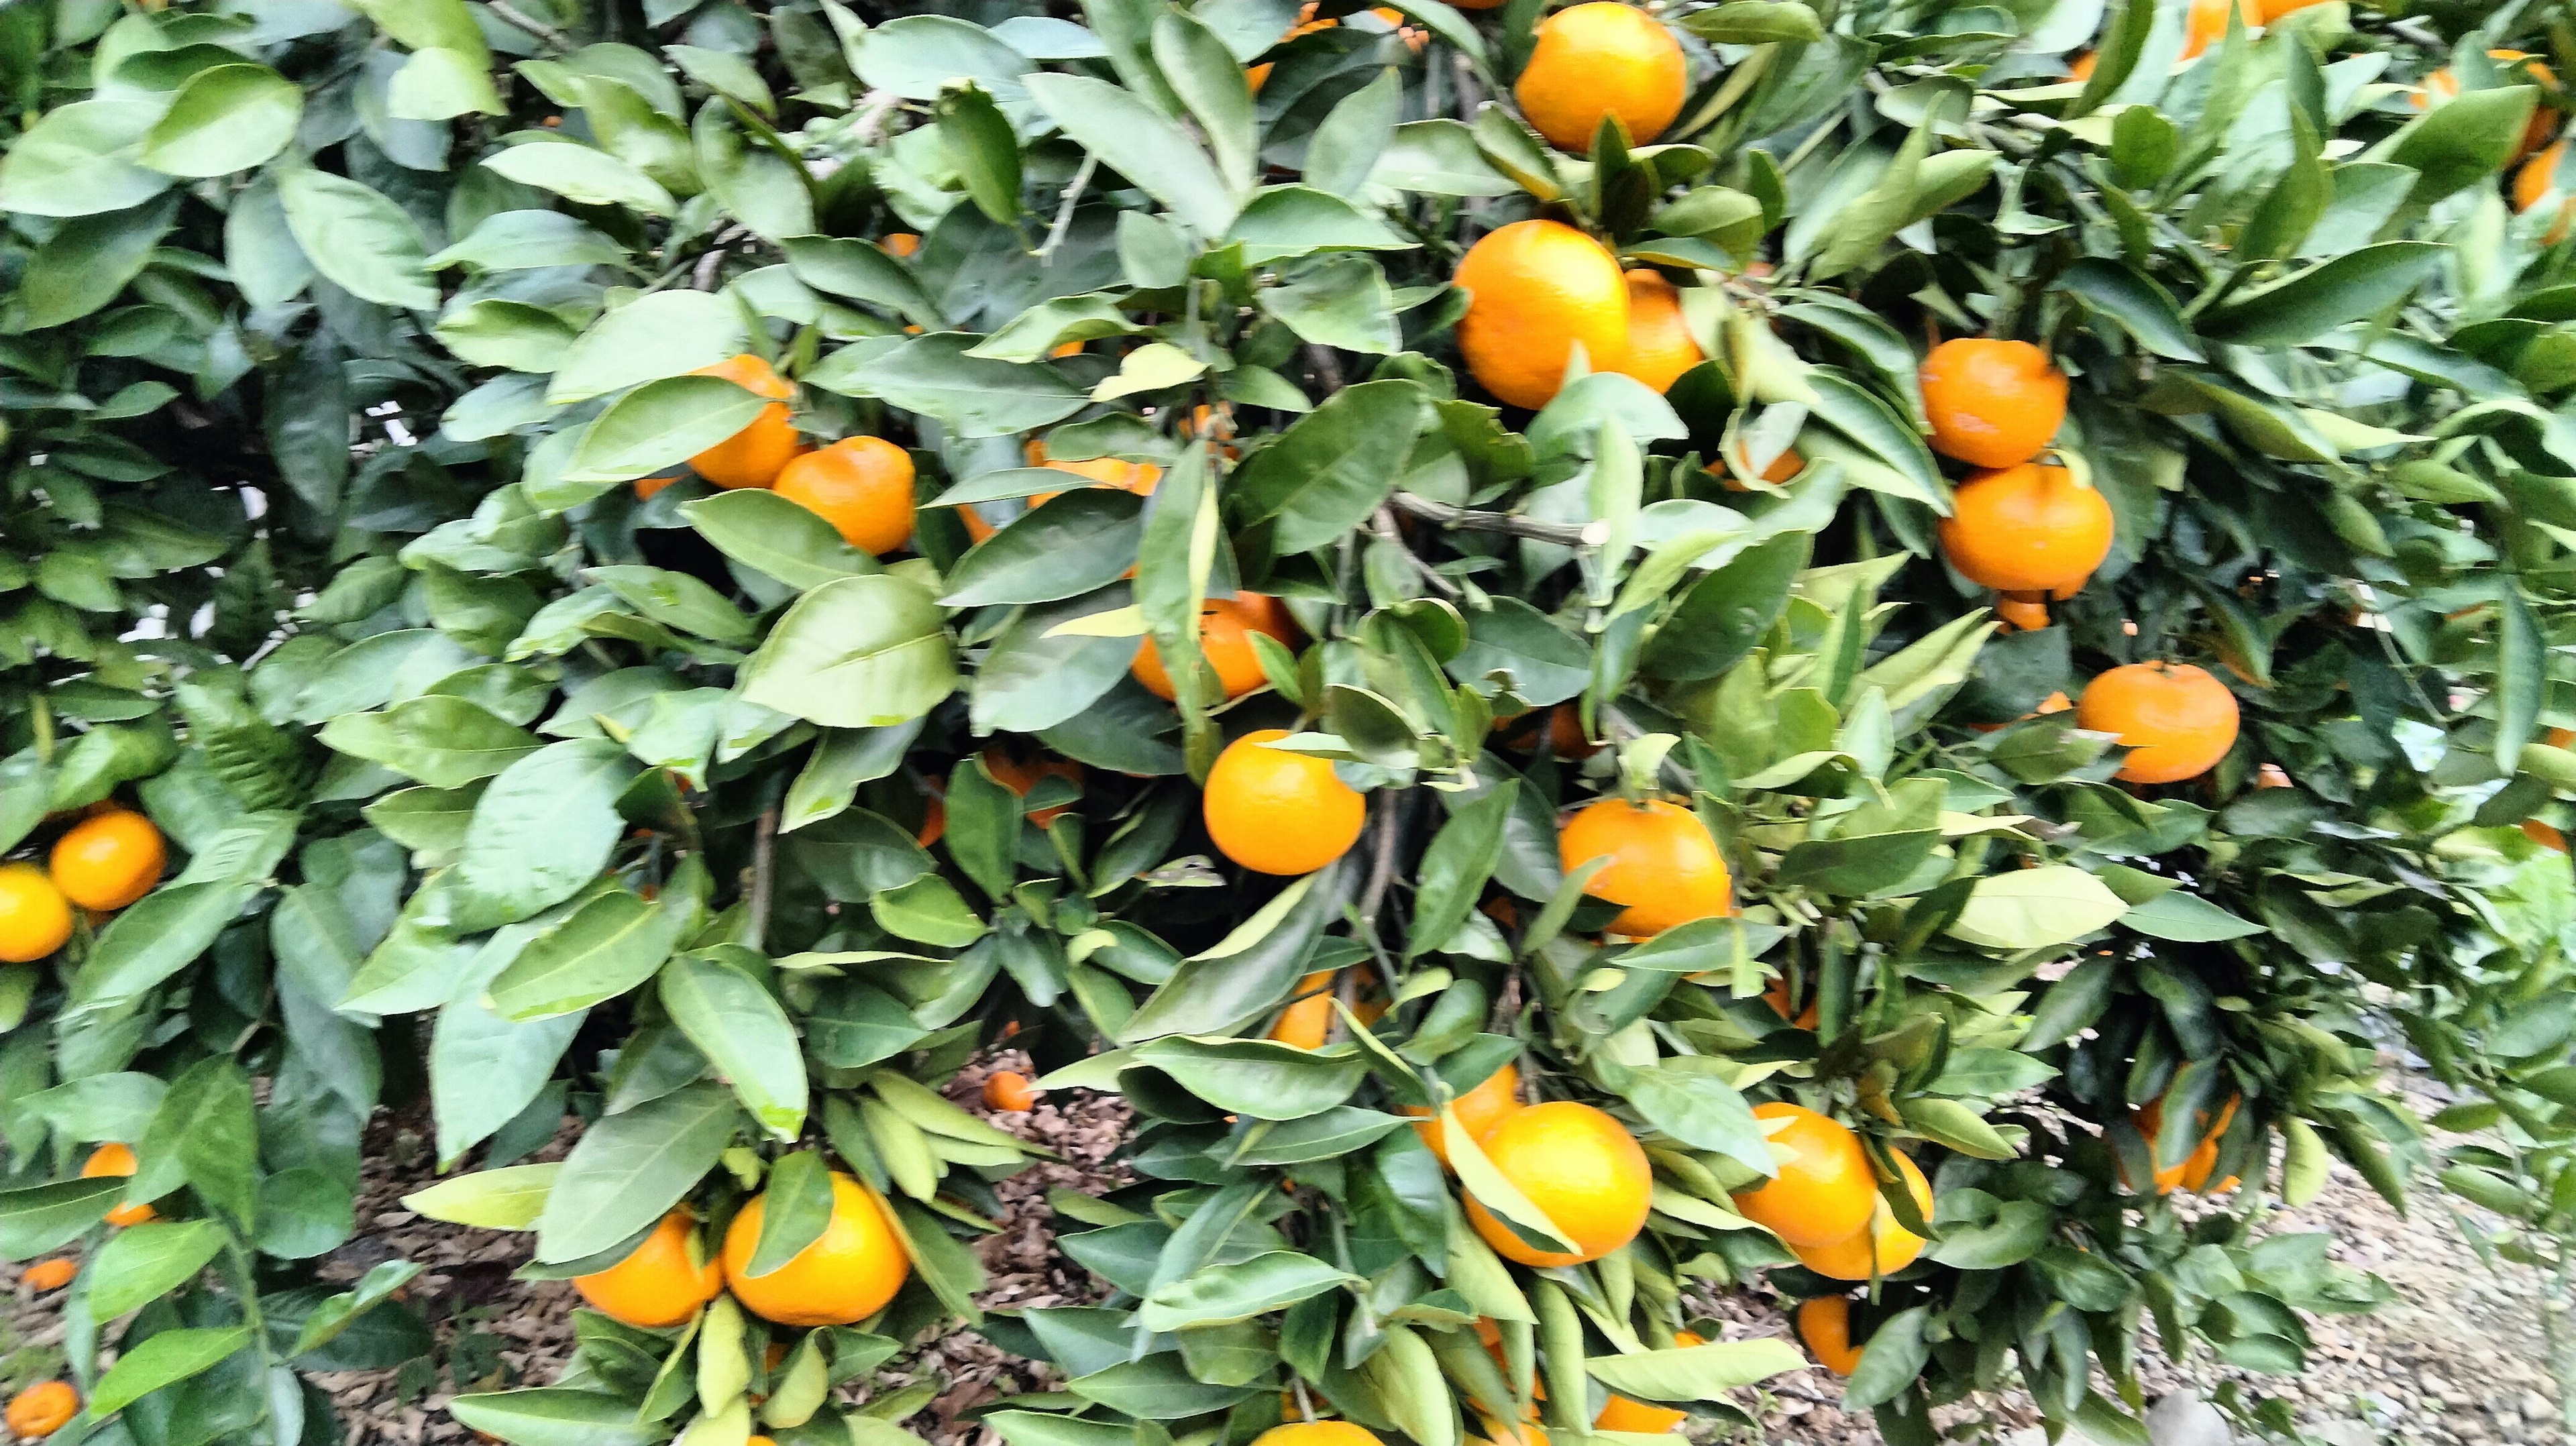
[5,1141,170,1437]
[659,353,920,557]
[571,1174,910,1335]
[0,805,166,966]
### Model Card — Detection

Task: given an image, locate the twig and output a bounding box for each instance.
[1039,154,1097,263]
[486,0,573,52]
[1452,52,1485,119]
[1373,504,1464,598]
[1304,343,1345,393]
[1356,794,1403,936]
[745,805,778,951]
[692,225,747,290]
[1391,490,1608,547]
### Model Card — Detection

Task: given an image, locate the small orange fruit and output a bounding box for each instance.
[1717,439,1802,490]
[0,863,72,964]
[1547,704,1600,759]
[722,1172,911,1327]
[690,353,808,489]
[1919,339,2068,469]
[1792,1149,1933,1280]
[981,749,1084,827]
[1134,594,1301,702]
[1607,272,1701,394]
[1762,975,1819,1030]
[50,808,165,912]
[1395,1062,1521,1164]
[1513,3,1688,152]
[22,1258,75,1291]
[2255,763,2294,789]
[1203,730,1367,877]
[2135,1093,2241,1195]
[1937,463,2114,597]
[2067,50,2096,82]
[1557,798,1734,938]
[80,1144,156,1227]
[1464,1101,1653,1266]
[1796,1297,1864,1376]
[774,437,917,555]
[1455,220,1630,410]
[2526,819,2569,852]
[5,1381,77,1439]
[983,1070,1040,1112]
[572,1210,722,1327]
[883,233,922,258]
[2076,662,2240,784]
[2516,140,2575,243]
[1729,1103,1874,1248]
[916,791,947,848]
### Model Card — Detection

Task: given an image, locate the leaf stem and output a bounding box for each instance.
[1389,490,1607,547]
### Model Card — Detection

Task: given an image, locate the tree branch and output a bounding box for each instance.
[486,0,574,52]
[1391,490,1608,547]
[1373,504,1464,598]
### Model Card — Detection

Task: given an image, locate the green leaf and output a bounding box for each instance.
[547,290,752,404]
[448,1389,669,1446]
[739,574,957,727]
[1025,72,1238,237]
[936,82,1025,223]
[1232,380,1425,551]
[1305,67,1403,199]
[1678,0,1823,43]
[138,64,302,176]
[402,1163,561,1229]
[433,997,586,1167]
[2120,891,2264,943]
[87,1219,227,1320]
[1945,865,2129,951]
[2053,258,2202,362]
[1596,1058,1772,1174]
[0,99,170,217]
[534,1084,739,1263]
[661,950,809,1140]
[428,209,628,272]
[488,865,704,1019]
[1897,1097,2015,1160]
[1152,10,1256,194]
[782,235,943,329]
[1638,531,1809,680]
[1130,1037,1368,1119]
[0,1178,127,1259]
[278,168,439,309]
[2201,242,2445,349]
[810,334,1088,437]
[1139,1252,1356,1332]
[321,697,543,789]
[1224,184,1408,264]
[2495,581,2545,773]
[941,491,1146,607]
[70,879,260,1017]
[1585,1337,1807,1399]
[449,740,637,930]
[434,300,584,373]
[484,140,678,214]
[745,1149,835,1276]
[90,1326,253,1416]
[682,490,879,588]
[1265,254,1403,355]
[562,375,771,484]
[2368,85,2537,207]
[1370,119,1518,197]
[1408,780,1513,958]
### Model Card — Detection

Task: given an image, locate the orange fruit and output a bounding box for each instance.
[1995,596,2051,631]
[572,1210,722,1327]
[1970,688,2072,734]
[1937,463,2114,597]
[2255,763,2294,789]
[2076,662,2239,784]
[774,437,916,555]
[1464,1101,1652,1266]
[981,749,1083,827]
[1592,1396,1686,1433]
[1762,975,1819,1030]
[1134,594,1301,702]
[722,1172,911,1327]
[2527,819,2569,852]
[49,808,165,912]
[1607,272,1701,394]
[1270,969,1338,1049]
[916,792,947,848]
[2180,0,2259,58]
[1919,339,2067,469]
[1796,1297,1864,1376]
[1395,1062,1521,1164]
[1454,220,1630,410]
[883,233,921,258]
[634,475,677,501]
[690,354,808,489]
[2417,50,2559,162]
[1792,1149,1933,1280]
[21,1258,74,1292]
[1513,3,1687,152]
[1717,439,1802,490]
[0,863,72,964]
[2135,1093,2241,1194]
[1203,729,1367,876]
[1729,1103,1874,1247]
[2516,140,2575,243]
[1557,797,1734,938]
[1548,704,1600,759]
[1252,1424,1385,1446]
[2066,50,2096,82]
[983,1070,1040,1112]
[2259,0,2330,16]
[1246,3,1341,92]
[80,1144,156,1227]
[5,1381,76,1439]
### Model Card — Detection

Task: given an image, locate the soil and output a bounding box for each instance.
[0,1057,2563,1445]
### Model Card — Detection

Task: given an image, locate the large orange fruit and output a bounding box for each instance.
[0,863,72,964]
[981,749,1083,827]
[690,353,808,488]
[1252,1424,1385,1446]
[1729,1103,1873,1247]
[1936,463,2114,597]
[722,1172,911,1327]
[1792,1149,1933,1280]
[1796,1297,1864,1376]
[1607,272,1702,394]
[1134,594,1300,701]
[48,808,164,912]
[80,1144,156,1227]
[1454,220,1630,410]
[1513,3,1687,152]
[1203,729,1367,876]
[1463,1101,1652,1266]
[1556,798,1733,938]
[572,1210,722,1327]
[5,1381,76,1439]
[2075,662,2239,784]
[774,437,916,555]
[1919,339,2067,469]
[1395,1061,1521,1164]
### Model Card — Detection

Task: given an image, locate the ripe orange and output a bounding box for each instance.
[1252,1424,1385,1446]
[883,233,921,258]
[774,437,916,555]
[1995,596,2051,631]
[1395,1061,1521,1164]
[1133,594,1300,702]
[5,1381,76,1439]
[0,863,72,964]
[1464,1101,1652,1266]
[1454,220,1630,410]
[2259,0,2330,16]
[1513,3,1687,152]
[1270,969,1338,1049]
[983,1070,1040,1111]
[2416,50,2558,162]
[1762,975,1819,1030]
[49,808,165,912]
[2180,0,2259,58]
[2066,50,2096,82]
[1607,272,1701,394]
[2076,662,2240,784]
[1557,797,1734,938]
[1919,339,2067,469]
[1796,1297,1864,1376]
[981,749,1083,827]
[2516,140,2575,243]
[690,353,808,489]
[1717,439,1802,490]
[572,1210,722,1327]
[2528,819,2570,852]
[80,1144,156,1227]
[1792,1149,1933,1280]
[1592,1395,1686,1433]
[1203,730,1367,877]
[2135,1093,2241,1195]
[21,1258,74,1291]
[722,1172,911,1327]
[1937,463,2114,597]
[1729,1103,1874,1247]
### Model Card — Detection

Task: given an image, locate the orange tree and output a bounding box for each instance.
[9,0,2576,1441]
